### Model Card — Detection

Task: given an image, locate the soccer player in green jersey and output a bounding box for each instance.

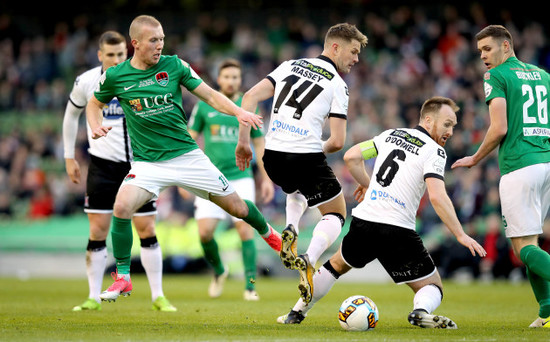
[63,30,175,312]
[452,25,550,328]
[187,59,274,301]
[85,15,282,302]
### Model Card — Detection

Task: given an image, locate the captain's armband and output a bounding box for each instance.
[359,140,377,160]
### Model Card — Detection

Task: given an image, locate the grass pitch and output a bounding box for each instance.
[0,275,548,341]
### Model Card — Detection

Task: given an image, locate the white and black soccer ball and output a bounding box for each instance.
[338,295,379,331]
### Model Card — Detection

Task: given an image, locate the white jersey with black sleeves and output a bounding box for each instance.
[352,126,447,230]
[65,66,131,163]
[264,55,348,153]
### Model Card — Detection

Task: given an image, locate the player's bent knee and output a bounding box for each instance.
[135,224,155,238]
[113,201,135,219]
[409,273,443,293]
[88,213,111,236]
[133,216,155,235]
[198,229,215,242]
[329,252,352,275]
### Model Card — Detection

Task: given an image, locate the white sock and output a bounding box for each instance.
[285,192,308,232]
[86,248,107,303]
[292,264,339,315]
[305,214,343,265]
[413,284,442,314]
[261,224,278,238]
[141,244,164,301]
[116,273,131,281]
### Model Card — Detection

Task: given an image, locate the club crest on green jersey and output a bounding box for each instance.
[156,71,169,86]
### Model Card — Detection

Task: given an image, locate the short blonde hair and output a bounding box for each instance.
[325,23,368,48]
[129,15,161,40]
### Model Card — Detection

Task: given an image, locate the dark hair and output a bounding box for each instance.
[98,31,126,48]
[420,96,460,119]
[325,23,368,47]
[218,58,241,75]
[475,25,513,48]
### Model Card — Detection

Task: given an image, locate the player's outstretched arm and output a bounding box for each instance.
[426,177,487,257]
[451,98,507,169]
[236,79,275,171]
[86,95,112,139]
[192,82,262,130]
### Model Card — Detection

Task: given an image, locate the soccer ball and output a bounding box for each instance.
[338,295,379,331]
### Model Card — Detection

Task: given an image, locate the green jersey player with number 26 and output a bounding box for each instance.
[452,25,550,328]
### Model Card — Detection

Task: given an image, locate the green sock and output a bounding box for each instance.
[540,298,550,319]
[242,200,269,236]
[520,245,550,280]
[526,269,550,318]
[241,239,257,290]
[201,239,225,276]
[111,216,133,275]
[521,245,550,317]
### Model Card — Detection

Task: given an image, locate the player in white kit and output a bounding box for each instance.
[276,97,486,327]
[235,23,368,304]
[63,31,176,312]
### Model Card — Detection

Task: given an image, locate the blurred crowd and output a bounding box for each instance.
[1,2,549,281]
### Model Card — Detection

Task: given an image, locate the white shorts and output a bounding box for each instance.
[500,162,550,238]
[121,149,235,200]
[194,177,255,222]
